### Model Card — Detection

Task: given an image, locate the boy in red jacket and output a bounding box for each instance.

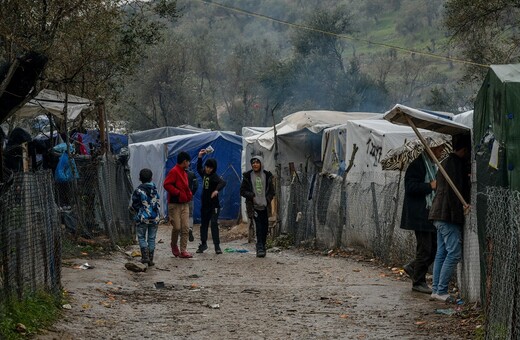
[164,151,193,258]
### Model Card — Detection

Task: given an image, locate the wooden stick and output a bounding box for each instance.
[404,115,469,208]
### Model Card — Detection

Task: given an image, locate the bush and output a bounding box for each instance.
[0,290,62,339]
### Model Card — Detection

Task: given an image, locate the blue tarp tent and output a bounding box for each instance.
[164,131,243,223]
[77,130,128,155]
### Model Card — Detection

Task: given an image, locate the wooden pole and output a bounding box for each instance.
[97,97,107,155]
[22,142,29,172]
[404,115,469,208]
[0,59,20,97]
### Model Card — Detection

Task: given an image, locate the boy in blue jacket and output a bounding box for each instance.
[130,168,161,266]
[196,149,226,254]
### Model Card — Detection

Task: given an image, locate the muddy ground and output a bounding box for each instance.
[36,223,481,340]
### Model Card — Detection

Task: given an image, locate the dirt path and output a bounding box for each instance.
[37,224,476,340]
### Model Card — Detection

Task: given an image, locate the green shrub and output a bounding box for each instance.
[0,290,62,339]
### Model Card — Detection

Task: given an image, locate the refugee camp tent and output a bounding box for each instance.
[453,110,473,129]
[474,64,520,191]
[320,117,444,177]
[15,89,94,120]
[75,130,128,155]
[128,126,209,144]
[243,111,380,177]
[473,64,520,311]
[341,118,443,184]
[129,131,242,222]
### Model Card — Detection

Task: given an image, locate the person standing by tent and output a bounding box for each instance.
[240,155,275,258]
[186,168,198,243]
[429,135,471,302]
[129,168,161,266]
[196,149,226,254]
[400,139,446,294]
[164,151,193,258]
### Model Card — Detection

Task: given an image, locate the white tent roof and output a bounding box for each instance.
[384,104,470,135]
[128,126,207,144]
[15,89,94,120]
[128,132,202,210]
[343,118,444,184]
[453,110,473,129]
[247,110,381,150]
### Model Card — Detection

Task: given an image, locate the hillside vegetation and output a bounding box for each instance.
[114,0,479,133]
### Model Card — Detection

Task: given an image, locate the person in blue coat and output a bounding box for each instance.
[130,168,161,266]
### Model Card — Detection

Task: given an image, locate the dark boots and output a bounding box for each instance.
[256,243,266,258]
[215,244,222,254]
[148,250,155,266]
[196,243,208,253]
[140,247,149,264]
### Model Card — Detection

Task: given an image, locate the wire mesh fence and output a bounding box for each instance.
[479,186,520,340]
[0,170,61,305]
[1,154,134,309]
[278,170,414,265]
[276,166,480,303]
[55,155,134,245]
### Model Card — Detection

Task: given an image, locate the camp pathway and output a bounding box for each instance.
[37,224,470,340]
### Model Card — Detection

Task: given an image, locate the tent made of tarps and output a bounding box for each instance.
[163,131,243,223]
[129,131,242,222]
[128,126,209,144]
[76,130,128,155]
[453,110,473,130]
[15,89,94,120]
[343,118,444,184]
[243,111,380,176]
[129,132,202,216]
[474,64,520,191]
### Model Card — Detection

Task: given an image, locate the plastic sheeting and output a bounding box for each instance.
[343,119,442,184]
[128,126,209,144]
[243,111,380,178]
[129,131,242,222]
[15,89,94,120]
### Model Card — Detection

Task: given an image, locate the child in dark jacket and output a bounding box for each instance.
[196,149,226,254]
[130,168,161,266]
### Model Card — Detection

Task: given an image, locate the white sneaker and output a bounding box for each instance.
[430,292,438,300]
[434,293,455,303]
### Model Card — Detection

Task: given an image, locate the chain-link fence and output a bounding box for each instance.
[55,155,134,245]
[1,153,134,309]
[278,170,414,265]
[276,166,480,303]
[0,170,61,305]
[478,186,520,340]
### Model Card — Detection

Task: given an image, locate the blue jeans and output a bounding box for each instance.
[432,221,462,295]
[136,223,158,251]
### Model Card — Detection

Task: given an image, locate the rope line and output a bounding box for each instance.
[195,0,489,69]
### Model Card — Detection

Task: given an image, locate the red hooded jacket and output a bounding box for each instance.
[163,164,193,204]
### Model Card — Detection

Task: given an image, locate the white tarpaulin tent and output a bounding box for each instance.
[384,104,469,135]
[342,118,443,184]
[128,126,210,144]
[243,110,380,176]
[128,132,202,216]
[453,110,473,129]
[15,89,94,120]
